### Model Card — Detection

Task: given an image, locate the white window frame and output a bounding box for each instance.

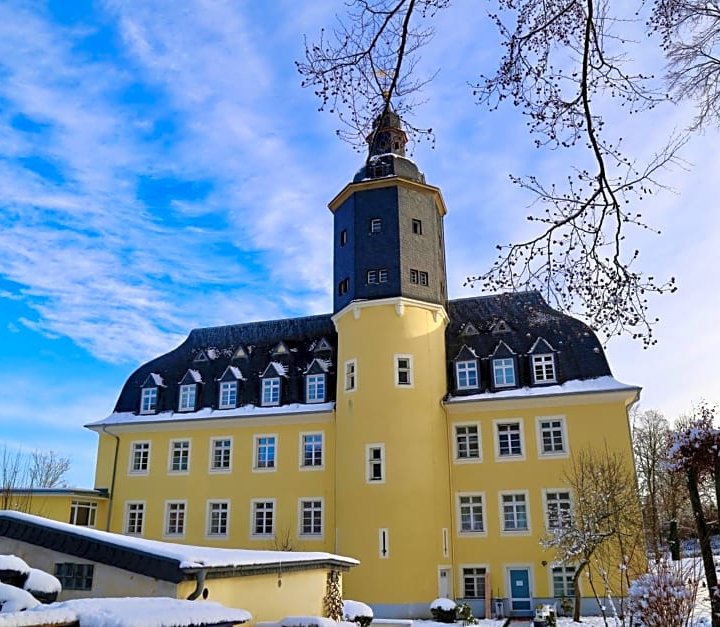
[367,269,378,284]
[551,565,577,598]
[344,359,357,392]
[306,374,326,403]
[251,499,275,538]
[129,441,150,475]
[124,501,145,536]
[454,423,481,462]
[140,387,158,414]
[499,491,531,535]
[168,439,190,474]
[219,380,238,409]
[370,218,382,233]
[69,500,97,527]
[536,415,569,457]
[178,383,196,412]
[494,420,525,460]
[253,434,277,472]
[492,357,516,387]
[300,432,324,470]
[298,497,324,538]
[164,500,187,537]
[455,360,479,390]
[209,437,232,473]
[460,565,488,600]
[366,443,385,484]
[378,268,388,283]
[394,354,414,387]
[457,492,486,536]
[532,353,557,383]
[206,500,230,537]
[544,489,572,530]
[261,377,281,406]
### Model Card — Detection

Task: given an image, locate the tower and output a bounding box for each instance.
[330,110,453,613]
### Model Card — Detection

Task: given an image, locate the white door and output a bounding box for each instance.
[438,568,451,598]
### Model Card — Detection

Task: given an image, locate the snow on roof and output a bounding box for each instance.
[268,361,288,377]
[304,358,332,374]
[0,512,358,571]
[24,568,61,595]
[0,582,39,612]
[0,555,29,574]
[227,366,244,380]
[149,373,165,387]
[446,376,639,404]
[86,402,335,428]
[0,597,251,627]
[187,369,203,383]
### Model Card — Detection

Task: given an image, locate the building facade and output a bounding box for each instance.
[82,112,642,618]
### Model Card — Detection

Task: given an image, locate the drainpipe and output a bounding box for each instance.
[101,426,120,532]
[186,569,207,600]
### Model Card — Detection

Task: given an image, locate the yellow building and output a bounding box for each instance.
[77,111,642,618]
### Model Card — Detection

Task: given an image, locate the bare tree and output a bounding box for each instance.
[29,450,70,489]
[298,1,693,347]
[0,446,71,512]
[543,446,645,623]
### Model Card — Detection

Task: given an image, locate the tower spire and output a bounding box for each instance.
[366,105,407,157]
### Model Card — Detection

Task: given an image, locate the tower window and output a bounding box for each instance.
[340,229,348,246]
[370,218,382,233]
[395,355,413,386]
[367,270,377,284]
[412,219,423,235]
[367,268,388,284]
[338,278,349,295]
[410,269,429,286]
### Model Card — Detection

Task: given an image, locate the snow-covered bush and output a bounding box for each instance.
[0,582,40,612]
[455,602,477,625]
[628,561,697,627]
[343,600,373,627]
[429,597,456,623]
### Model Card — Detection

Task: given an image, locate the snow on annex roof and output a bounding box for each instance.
[0,511,358,579]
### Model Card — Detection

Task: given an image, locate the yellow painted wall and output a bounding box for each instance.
[333,298,452,606]
[3,493,108,531]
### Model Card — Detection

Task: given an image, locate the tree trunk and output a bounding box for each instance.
[572,560,588,623]
[687,467,720,627]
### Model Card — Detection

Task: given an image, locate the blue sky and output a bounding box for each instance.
[1,1,719,487]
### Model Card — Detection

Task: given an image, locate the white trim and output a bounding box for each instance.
[498,490,531,536]
[167,438,191,474]
[394,354,414,388]
[438,566,453,598]
[128,441,150,475]
[299,431,324,471]
[344,358,357,393]
[297,496,325,539]
[492,357,517,388]
[549,564,578,599]
[252,433,278,472]
[218,380,238,409]
[455,359,479,390]
[305,373,326,403]
[456,491,487,537]
[250,498,276,539]
[542,488,573,531]
[139,387,158,414]
[205,499,230,538]
[124,500,145,536]
[178,383,197,412]
[208,436,233,473]
[535,415,569,458]
[331,296,450,328]
[163,499,187,538]
[366,443,386,484]
[453,422,482,463]
[493,419,526,461]
[531,353,557,384]
[506,564,535,612]
[458,563,489,600]
[261,377,281,407]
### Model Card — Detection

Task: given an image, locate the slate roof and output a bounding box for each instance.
[110,292,611,416]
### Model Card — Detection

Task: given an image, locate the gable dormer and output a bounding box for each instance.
[313,337,333,356]
[304,358,331,404]
[217,366,243,410]
[528,337,558,385]
[460,322,479,337]
[271,341,290,357]
[491,319,512,334]
[453,345,480,391]
[178,369,202,412]
[193,350,208,363]
[139,373,165,414]
[232,345,249,361]
[490,341,518,389]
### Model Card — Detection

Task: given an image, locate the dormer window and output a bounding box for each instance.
[456,360,479,390]
[140,387,157,414]
[532,354,556,383]
[492,358,516,388]
[219,381,238,409]
[178,384,196,411]
[306,374,326,403]
[262,378,281,406]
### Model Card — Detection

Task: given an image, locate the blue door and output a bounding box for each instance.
[509,568,532,616]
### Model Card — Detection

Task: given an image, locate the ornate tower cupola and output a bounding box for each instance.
[329,108,449,313]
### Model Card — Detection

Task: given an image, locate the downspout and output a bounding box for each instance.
[441,398,457,598]
[186,569,207,600]
[101,425,121,532]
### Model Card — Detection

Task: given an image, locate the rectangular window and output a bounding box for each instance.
[456,360,478,389]
[306,374,326,403]
[169,440,190,473]
[552,566,577,598]
[252,500,275,536]
[178,384,196,411]
[340,229,348,246]
[219,381,237,409]
[210,438,232,472]
[532,354,556,383]
[130,442,150,474]
[54,563,94,591]
[502,493,529,531]
[140,387,157,413]
[254,435,277,470]
[539,418,566,455]
[207,501,229,536]
[462,567,487,599]
[412,218,423,235]
[378,268,388,283]
[395,355,413,386]
[409,268,429,285]
[302,433,323,468]
[166,501,186,536]
[338,278,349,295]
[455,425,480,460]
[367,444,385,483]
[262,378,281,406]
[367,269,378,284]
[497,422,523,457]
[493,358,516,387]
[370,218,382,233]
[546,491,572,529]
[69,501,97,527]
[458,494,485,533]
[344,359,357,391]
[125,502,144,535]
[300,499,323,536]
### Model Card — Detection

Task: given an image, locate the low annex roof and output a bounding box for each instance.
[0,511,358,584]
